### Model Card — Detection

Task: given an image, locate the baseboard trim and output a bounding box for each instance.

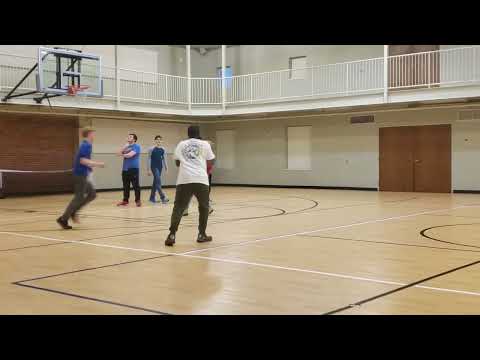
[453,190,480,194]
[0,185,177,198]
[96,185,176,193]
[211,183,378,191]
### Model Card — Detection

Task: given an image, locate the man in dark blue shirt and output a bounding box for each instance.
[147,135,169,204]
[57,127,105,229]
[117,133,142,207]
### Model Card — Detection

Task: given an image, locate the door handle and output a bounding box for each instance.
[415,159,421,163]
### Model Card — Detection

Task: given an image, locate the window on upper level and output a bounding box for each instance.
[289,56,307,80]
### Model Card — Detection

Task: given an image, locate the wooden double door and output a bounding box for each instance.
[379,124,451,193]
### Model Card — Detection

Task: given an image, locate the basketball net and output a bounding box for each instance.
[67,85,90,106]
[67,85,90,96]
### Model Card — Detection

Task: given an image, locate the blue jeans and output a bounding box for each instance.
[150,167,166,202]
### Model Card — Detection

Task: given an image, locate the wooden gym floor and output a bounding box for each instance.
[1,186,480,315]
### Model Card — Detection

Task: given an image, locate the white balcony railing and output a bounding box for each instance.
[1,46,479,111]
[227,57,385,104]
[388,46,480,89]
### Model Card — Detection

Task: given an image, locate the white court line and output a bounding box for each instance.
[4,230,480,298]
[416,285,480,297]
[3,203,480,299]
[181,204,477,256]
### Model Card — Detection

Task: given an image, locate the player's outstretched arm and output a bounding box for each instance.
[80,158,105,168]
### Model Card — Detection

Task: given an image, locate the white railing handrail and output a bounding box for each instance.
[230,56,386,79]
[118,67,186,79]
[1,46,478,82]
[191,77,222,80]
[387,45,480,60]
[0,51,37,60]
[1,46,480,109]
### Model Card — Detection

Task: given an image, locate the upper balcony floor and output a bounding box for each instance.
[0,45,479,117]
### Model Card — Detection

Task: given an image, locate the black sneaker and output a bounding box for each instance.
[56,217,72,230]
[197,233,212,243]
[165,233,176,246]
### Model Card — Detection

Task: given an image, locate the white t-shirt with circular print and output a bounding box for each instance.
[173,138,215,186]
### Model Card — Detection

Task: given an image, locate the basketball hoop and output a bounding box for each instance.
[67,85,90,96]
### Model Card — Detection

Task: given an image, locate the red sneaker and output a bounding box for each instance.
[117,201,129,206]
[135,201,142,207]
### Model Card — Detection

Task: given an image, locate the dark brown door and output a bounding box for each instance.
[379,124,451,193]
[413,124,451,193]
[379,126,415,192]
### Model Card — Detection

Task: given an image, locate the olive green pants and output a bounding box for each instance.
[169,183,210,235]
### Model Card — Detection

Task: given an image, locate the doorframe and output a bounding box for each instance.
[377,123,453,193]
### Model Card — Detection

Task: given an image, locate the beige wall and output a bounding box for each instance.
[203,106,480,191]
[85,117,191,189]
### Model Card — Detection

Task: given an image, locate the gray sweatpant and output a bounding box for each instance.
[61,175,96,221]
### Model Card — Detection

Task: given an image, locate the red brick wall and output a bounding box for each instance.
[0,113,79,195]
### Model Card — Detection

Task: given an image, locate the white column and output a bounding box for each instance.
[383,45,388,103]
[186,45,192,112]
[115,45,120,108]
[221,45,226,112]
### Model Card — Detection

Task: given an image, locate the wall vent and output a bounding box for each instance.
[458,110,480,122]
[350,115,375,124]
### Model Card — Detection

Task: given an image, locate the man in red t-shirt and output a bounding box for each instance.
[207,154,214,194]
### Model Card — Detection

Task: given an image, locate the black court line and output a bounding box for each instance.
[8,224,168,233]
[429,214,480,220]
[0,204,290,253]
[304,234,480,253]
[9,202,320,284]
[285,198,319,214]
[0,242,70,252]
[14,283,171,315]
[15,254,171,283]
[0,207,170,225]
[323,258,480,315]
[13,254,175,315]
[420,223,480,249]
[307,197,420,214]
[5,196,439,315]
[0,217,56,228]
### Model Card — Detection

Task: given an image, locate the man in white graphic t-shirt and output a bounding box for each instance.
[165,125,215,246]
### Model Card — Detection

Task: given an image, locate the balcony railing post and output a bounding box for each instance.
[221,45,226,112]
[280,72,282,98]
[383,45,388,102]
[186,45,192,111]
[3,46,479,112]
[474,46,477,82]
[310,67,313,96]
[428,52,431,88]
[115,45,120,108]
[346,63,349,95]
[141,72,145,103]
[165,76,169,104]
[250,75,253,104]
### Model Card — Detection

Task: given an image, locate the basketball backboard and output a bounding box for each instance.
[37,47,103,97]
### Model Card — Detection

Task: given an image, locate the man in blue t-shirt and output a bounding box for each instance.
[147,135,169,204]
[117,133,142,207]
[57,127,105,230]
